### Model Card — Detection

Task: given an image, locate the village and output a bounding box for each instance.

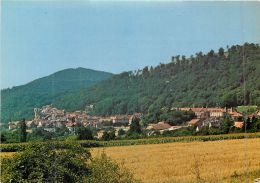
[7,105,260,139]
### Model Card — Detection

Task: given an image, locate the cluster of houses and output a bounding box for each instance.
[146,107,260,134]
[8,105,260,137]
[8,105,142,138]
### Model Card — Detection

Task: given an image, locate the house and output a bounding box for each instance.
[181,108,210,119]
[129,113,142,124]
[26,121,37,128]
[99,118,112,127]
[234,121,244,128]
[180,107,226,118]
[168,126,182,131]
[96,130,105,139]
[111,115,130,126]
[187,119,201,126]
[208,108,226,117]
[8,121,19,130]
[147,121,172,133]
[114,126,130,136]
[65,122,75,132]
[202,117,222,128]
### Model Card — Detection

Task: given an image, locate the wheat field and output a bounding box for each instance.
[91,138,260,183]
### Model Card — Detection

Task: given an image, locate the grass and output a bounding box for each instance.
[91,138,260,183]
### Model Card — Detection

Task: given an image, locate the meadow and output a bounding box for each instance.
[92,138,260,183]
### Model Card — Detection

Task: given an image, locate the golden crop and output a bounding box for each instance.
[92,139,260,183]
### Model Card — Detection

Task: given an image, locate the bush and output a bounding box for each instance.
[76,127,94,140]
[85,152,140,183]
[1,143,140,183]
[1,143,90,183]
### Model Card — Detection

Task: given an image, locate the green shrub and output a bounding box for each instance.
[1,143,90,183]
[1,143,141,183]
[85,152,140,183]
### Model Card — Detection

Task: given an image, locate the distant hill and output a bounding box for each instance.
[52,43,260,123]
[1,68,113,123]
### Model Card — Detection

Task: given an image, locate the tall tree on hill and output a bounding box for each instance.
[207,50,215,57]
[218,47,224,56]
[20,119,27,142]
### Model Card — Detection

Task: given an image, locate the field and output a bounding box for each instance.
[1,134,260,183]
[92,138,260,183]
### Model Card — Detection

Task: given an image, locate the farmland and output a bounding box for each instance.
[1,134,260,183]
[92,138,260,183]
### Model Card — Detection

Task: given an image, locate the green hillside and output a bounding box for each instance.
[53,43,260,122]
[1,68,113,123]
[2,43,260,124]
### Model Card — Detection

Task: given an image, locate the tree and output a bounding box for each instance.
[76,127,93,140]
[1,143,139,183]
[218,47,224,56]
[207,50,215,57]
[181,55,186,61]
[129,117,142,134]
[102,130,116,141]
[175,55,180,62]
[0,134,7,142]
[20,119,27,142]
[171,56,175,62]
[118,129,125,136]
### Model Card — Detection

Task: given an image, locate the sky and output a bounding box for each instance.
[1,1,260,89]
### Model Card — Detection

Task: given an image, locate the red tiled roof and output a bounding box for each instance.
[234,122,244,128]
[230,112,243,117]
[188,119,200,125]
[151,122,172,130]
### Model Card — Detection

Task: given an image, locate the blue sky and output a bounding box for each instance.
[1,1,260,89]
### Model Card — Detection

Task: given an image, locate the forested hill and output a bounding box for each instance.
[53,43,260,117]
[1,68,113,123]
[1,43,260,123]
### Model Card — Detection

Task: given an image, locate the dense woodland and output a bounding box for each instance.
[1,43,260,123]
[56,43,260,121]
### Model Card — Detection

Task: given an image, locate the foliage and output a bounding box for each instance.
[76,127,94,140]
[144,109,196,125]
[0,144,140,183]
[1,68,113,123]
[0,130,20,143]
[118,129,126,136]
[1,132,260,153]
[27,127,54,141]
[54,43,260,119]
[1,143,91,183]
[19,119,27,142]
[1,134,7,143]
[2,43,260,124]
[129,117,142,134]
[102,130,116,141]
[236,105,258,114]
[85,152,140,183]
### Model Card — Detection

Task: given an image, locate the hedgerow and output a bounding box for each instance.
[1,132,259,152]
